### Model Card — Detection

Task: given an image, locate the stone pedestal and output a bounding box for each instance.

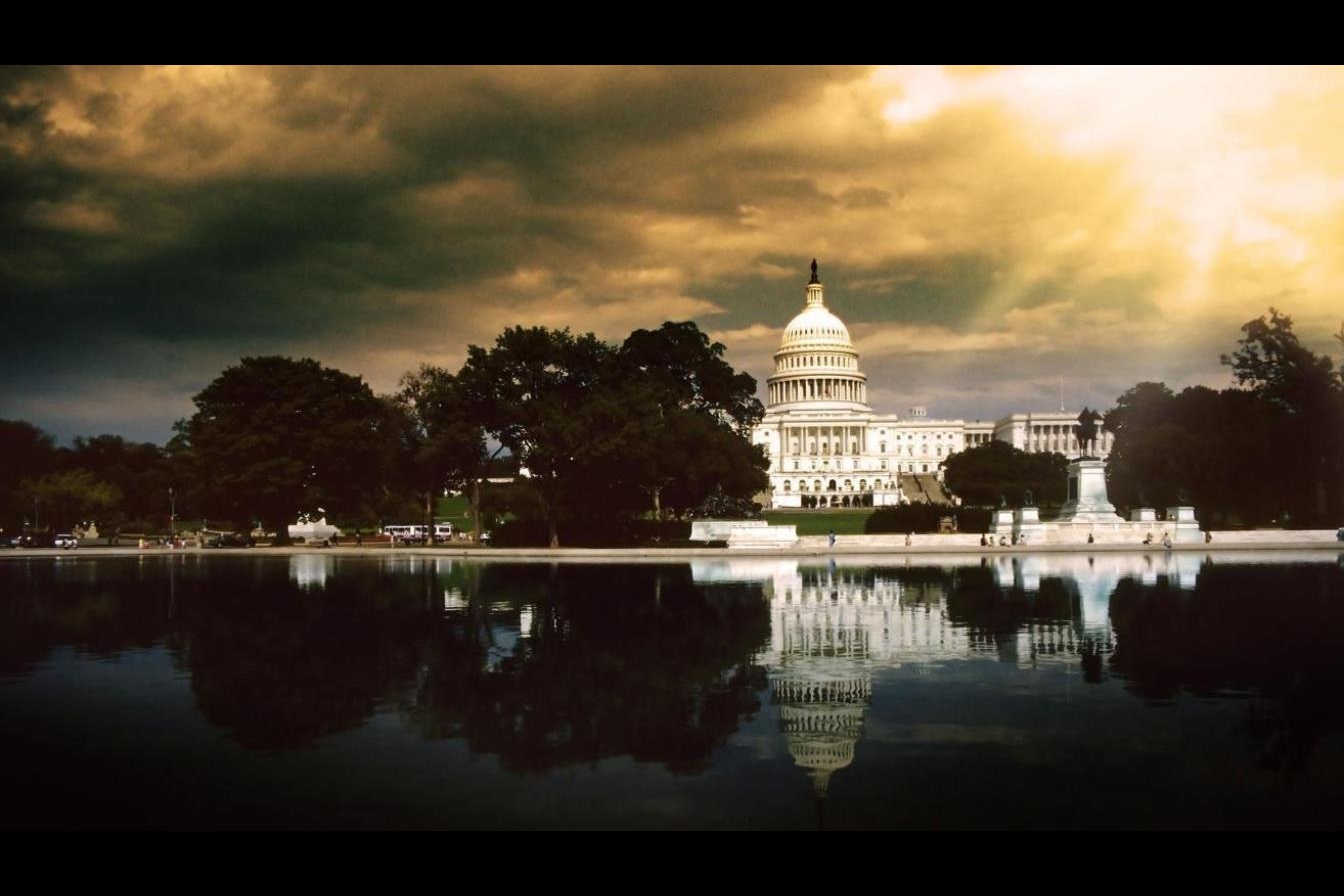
[1058,460,1124,524]
[1130,508,1156,523]
[989,509,1015,536]
[1014,507,1046,544]
[1166,506,1203,544]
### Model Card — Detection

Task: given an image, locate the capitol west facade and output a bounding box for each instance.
[751,263,1113,509]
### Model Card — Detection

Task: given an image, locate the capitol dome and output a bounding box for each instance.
[780,304,853,351]
[765,261,870,412]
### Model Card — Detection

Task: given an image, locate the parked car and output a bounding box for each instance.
[11,532,56,548]
[205,531,252,548]
[54,533,79,550]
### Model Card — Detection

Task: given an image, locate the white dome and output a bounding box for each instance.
[765,262,870,413]
[780,304,853,351]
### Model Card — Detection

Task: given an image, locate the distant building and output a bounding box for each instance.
[752,262,1113,509]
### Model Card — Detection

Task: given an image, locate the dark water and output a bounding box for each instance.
[2,551,1343,829]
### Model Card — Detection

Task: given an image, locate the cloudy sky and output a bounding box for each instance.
[4,65,1343,442]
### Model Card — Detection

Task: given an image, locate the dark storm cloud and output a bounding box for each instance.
[3,66,1342,440]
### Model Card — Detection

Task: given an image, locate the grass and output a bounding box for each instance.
[434,494,476,533]
[764,508,873,535]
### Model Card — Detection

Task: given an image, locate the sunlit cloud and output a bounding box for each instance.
[3,65,1343,441]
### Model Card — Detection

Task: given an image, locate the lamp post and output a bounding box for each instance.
[168,487,176,542]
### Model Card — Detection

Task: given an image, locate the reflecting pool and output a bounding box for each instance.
[2,551,1342,829]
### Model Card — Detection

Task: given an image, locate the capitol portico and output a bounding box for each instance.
[752,262,1113,509]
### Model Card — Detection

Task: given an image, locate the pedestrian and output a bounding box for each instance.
[1162,532,1172,549]
[904,532,912,547]
[1204,531,1212,544]
[1087,532,1095,544]
[355,531,363,547]
[980,534,988,547]
[828,529,836,548]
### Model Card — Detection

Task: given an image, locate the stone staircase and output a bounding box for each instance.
[899,473,953,505]
[921,475,953,505]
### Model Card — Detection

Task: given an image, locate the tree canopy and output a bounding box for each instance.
[1103,310,1344,526]
[457,322,767,546]
[178,356,399,537]
[943,440,1069,507]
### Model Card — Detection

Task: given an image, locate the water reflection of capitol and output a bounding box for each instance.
[692,553,1203,799]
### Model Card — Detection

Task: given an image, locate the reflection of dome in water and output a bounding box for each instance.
[774,675,869,798]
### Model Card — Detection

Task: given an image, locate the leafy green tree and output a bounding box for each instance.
[458,327,615,547]
[16,469,122,531]
[942,440,1068,507]
[178,357,400,541]
[66,434,171,533]
[613,322,767,518]
[397,366,491,541]
[1221,309,1343,522]
[0,420,60,531]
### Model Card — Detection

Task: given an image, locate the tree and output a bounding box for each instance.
[454,322,769,546]
[66,434,171,532]
[613,322,767,518]
[458,327,615,547]
[0,420,60,531]
[942,440,1068,507]
[1221,309,1344,522]
[178,357,400,541]
[397,366,490,542]
[15,469,121,531]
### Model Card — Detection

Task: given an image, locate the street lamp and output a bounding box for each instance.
[168,487,176,541]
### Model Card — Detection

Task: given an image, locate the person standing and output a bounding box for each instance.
[828,529,836,548]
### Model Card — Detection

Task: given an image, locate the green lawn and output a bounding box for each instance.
[764,509,873,535]
[434,494,476,533]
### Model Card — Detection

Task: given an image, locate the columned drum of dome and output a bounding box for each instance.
[766,261,870,414]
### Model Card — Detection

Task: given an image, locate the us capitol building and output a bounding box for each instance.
[752,261,1113,509]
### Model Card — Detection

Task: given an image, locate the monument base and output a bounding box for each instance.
[1058,460,1124,524]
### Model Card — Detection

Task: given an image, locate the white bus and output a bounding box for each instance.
[383,523,454,543]
[383,524,428,544]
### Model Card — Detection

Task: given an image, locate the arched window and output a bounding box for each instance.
[799,480,808,492]
[814,479,822,492]
[859,479,867,491]
[828,479,837,491]
[783,480,791,492]
[844,479,852,490]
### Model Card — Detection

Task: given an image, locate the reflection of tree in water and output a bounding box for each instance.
[900,562,1108,672]
[1108,562,1344,775]
[177,561,438,750]
[405,563,771,773]
[0,560,176,678]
